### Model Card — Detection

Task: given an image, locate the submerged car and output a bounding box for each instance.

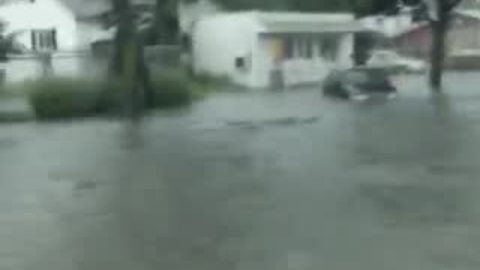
[322,67,397,100]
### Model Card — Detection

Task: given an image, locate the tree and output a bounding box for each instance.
[0,20,24,61]
[424,0,463,90]
[110,0,154,117]
[145,0,180,45]
[347,0,463,90]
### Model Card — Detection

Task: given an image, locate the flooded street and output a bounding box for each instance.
[3,73,480,270]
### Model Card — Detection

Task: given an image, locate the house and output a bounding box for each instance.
[363,8,480,61]
[393,9,480,59]
[0,0,156,82]
[360,6,429,58]
[0,0,115,82]
[0,0,115,52]
[193,12,364,89]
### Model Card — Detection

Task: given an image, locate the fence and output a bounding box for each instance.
[0,51,108,83]
[0,45,182,84]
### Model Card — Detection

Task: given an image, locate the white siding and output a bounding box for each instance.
[193,12,356,89]
[0,0,78,51]
[0,52,107,83]
[254,37,274,88]
[193,13,261,88]
[258,34,354,88]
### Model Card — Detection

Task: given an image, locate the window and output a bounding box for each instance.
[235,57,246,69]
[296,37,313,59]
[284,37,314,60]
[31,29,57,51]
[285,37,294,59]
[305,38,313,59]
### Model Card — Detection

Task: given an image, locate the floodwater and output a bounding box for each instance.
[2,73,480,270]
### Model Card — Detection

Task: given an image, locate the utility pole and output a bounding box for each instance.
[424,0,463,91]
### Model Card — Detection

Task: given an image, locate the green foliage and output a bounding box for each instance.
[193,72,230,88]
[0,30,25,60]
[27,78,105,120]
[24,70,217,119]
[150,70,193,107]
[144,0,180,45]
[149,69,222,106]
[96,79,125,113]
[288,0,351,12]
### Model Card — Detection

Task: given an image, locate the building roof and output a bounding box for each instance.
[60,0,154,19]
[255,12,366,34]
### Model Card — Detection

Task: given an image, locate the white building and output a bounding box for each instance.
[0,0,117,82]
[0,0,115,52]
[193,12,364,89]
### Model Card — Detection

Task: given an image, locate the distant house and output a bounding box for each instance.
[0,0,119,82]
[363,8,480,60]
[0,0,116,53]
[361,7,419,39]
[0,0,191,82]
[393,10,480,59]
[193,12,364,89]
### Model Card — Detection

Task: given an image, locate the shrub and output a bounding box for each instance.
[25,69,217,119]
[150,70,194,108]
[27,78,104,119]
[96,79,125,113]
[193,72,230,88]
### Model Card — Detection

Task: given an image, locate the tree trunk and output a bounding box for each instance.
[111,0,134,76]
[353,33,372,66]
[429,12,450,91]
[110,0,154,116]
[351,5,373,67]
[137,37,155,108]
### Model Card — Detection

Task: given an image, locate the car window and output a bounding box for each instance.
[345,69,391,85]
[345,71,370,84]
[372,52,398,62]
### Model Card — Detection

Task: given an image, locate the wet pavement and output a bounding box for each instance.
[2,73,480,270]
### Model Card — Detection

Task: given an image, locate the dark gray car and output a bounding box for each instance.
[322,67,397,100]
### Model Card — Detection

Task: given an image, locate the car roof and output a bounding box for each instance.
[372,50,396,54]
[345,66,389,73]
